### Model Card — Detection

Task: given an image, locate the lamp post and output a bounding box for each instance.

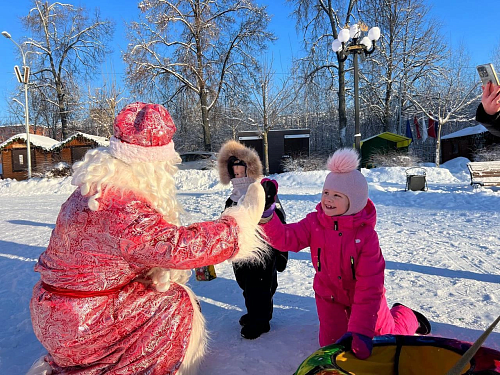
[2,30,32,179]
[331,23,380,154]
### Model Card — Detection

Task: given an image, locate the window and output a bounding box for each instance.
[71,146,91,163]
[12,148,36,172]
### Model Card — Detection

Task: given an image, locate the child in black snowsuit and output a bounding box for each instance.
[217,140,288,339]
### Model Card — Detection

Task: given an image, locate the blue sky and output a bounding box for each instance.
[0,0,499,122]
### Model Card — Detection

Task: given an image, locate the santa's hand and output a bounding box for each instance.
[240,180,266,224]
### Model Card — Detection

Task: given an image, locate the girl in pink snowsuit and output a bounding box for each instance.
[261,148,430,359]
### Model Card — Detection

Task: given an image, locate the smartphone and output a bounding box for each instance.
[476,63,500,86]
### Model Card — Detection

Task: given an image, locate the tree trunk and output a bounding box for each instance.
[263,131,269,176]
[383,75,393,133]
[56,82,68,140]
[200,89,211,151]
[262,82,269,175]
[338,58,347,147]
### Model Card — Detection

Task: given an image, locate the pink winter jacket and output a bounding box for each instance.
[262,199,385,338]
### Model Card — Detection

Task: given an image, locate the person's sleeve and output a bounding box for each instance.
[118,201,245,269]
[476,104,500,137]
[261,213,311,253]
[347,229,385,338]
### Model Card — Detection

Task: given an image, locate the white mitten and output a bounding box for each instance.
[239,180,265,225]
[222,179,267,263]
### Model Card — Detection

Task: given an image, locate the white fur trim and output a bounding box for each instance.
[222,180,269,264]
[147,267,192,292]
[176,284,207,375]
[109,136,180,164]
[25,356,52,375]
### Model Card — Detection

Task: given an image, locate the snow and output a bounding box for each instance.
[0,132,110,152]
[441,124,488,139]
[1,158,499,374]
[0,133,59,151]
[53,132,110,148]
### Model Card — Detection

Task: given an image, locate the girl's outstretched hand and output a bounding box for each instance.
[261,178,278,210]
[336,332,373,360]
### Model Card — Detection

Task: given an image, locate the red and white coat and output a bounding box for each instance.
[30,186,259,374]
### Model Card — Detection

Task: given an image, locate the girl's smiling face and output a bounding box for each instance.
[321,189,349,216]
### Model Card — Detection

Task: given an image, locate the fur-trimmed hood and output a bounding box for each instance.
[217,140,263,185]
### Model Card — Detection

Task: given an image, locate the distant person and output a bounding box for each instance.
[217,140,288,340]
[259,148,431,360]
[27,102,267,375]
[476,81,500,137]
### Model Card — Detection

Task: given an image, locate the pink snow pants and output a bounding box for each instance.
[315,294,419,347]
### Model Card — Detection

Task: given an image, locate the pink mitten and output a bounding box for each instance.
[336,332,373,360]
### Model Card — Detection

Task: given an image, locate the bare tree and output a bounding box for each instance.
[22,0,114,139]
[288,0,358,147]
[247,59,299,174]
[359,0,446,133]
[85,68,126,138]
[124,0,273,151]
[491,42,500,69]
[408,46,480,166]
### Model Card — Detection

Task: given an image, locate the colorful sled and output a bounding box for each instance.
[195,265,217,281]
[294,335,500,375]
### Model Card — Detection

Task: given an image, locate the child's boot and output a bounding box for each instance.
[241,321,270,340]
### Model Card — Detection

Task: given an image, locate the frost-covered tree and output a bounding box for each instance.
[85,70,126,138]
[124,0,273,151]
[247,59,299,174]
[408,46,481,166]
[359,0,446,134]
[22,0,114,139]
[287,0,358,147]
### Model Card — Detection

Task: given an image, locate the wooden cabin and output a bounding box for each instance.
[0,133,58,180]
[440,125,499,163]
[51,132,109,166]
[0,132,109,180]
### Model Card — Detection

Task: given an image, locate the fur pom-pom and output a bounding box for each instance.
[326,148,360,173]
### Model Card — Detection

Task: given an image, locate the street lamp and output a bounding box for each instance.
[2,30,32,179]
[331,23,380,154]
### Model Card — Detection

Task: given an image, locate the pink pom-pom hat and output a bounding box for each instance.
[323,148,368,215]
[109,102,179,164]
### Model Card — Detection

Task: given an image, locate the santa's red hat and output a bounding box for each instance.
[109,102,178,164]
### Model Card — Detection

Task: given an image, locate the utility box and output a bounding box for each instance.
[238,129,310,174]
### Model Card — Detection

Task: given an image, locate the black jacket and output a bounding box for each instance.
[476,104,500,137]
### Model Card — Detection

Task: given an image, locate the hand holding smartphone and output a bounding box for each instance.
[477,63,500,86]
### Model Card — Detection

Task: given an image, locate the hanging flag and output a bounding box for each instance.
[420,115,427,142]
[428,115,437,138]
[414,115,422,139]
[406,118,414,141]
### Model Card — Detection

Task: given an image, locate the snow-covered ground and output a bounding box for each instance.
[1,157,499,374]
